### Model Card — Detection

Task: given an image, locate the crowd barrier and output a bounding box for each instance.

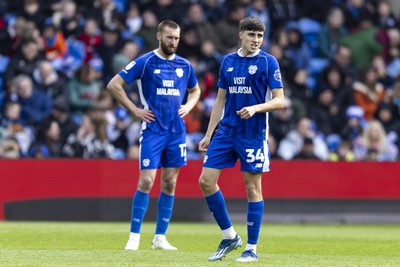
[0,160,399,220]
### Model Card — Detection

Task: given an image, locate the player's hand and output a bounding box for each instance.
[178,105,190,118]
[236,106,256,120]
[198,136,211,152]
[132,108,155,123]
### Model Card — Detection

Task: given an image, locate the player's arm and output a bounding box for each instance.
[178,83,201,118]
[106,74,155,123]
[198,88,226,152]
[237,88,285,119]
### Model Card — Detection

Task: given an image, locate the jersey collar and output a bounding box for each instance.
[154,49,176,60]
[237,48,260,57]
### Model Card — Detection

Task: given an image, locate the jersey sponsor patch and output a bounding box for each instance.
[125,61,136,70]
[227,67,234,72]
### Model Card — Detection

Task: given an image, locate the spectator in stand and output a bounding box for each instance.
[137,10,158,52]
[318,7,348,59]
[28,118,63,158]
[309,88,343,136]
[353,65,386,120]
[126,3,142,35]
[111,40,140,75]
[277,116,329,160]
[4,38,43,87]
[0,101,33,156]
[0,7,11,56]
[9,17,28,57]
[340,0,372,32]
[0,137,21,158]
[266,0,299,37]
[79,18,102,63]
[284,21,312,71]
[353,119,398,161]
[49,99,79,144]
[202,0,226,25]
[62,105,115,158]
[14,74,52,128]
[183,3,218,45]
[285,68,312,118]
[214,4,246,53]
[41,22,67,64]
[317,64,354,110]
[88,0,118,29]
[54,0,81,39]
[374,0,398,30]
[150,0,183,24]
[21,0,46,31]
[375,102,400,139]
[293,137,320,160]
[97,26,121,84]
[371,55,393,88]
[67,63,102,117]
[340,105,365,144]
[328,140,356,161]
[269,97,297,146]
[327,44,359,87]
[33,60,67,103]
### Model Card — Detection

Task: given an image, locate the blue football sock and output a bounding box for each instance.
[130,190,149,233]
[155,191,175,235]
[206,190,232,230]
[247,201,264,245]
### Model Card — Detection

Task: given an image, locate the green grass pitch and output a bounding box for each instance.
[1,222,400,266]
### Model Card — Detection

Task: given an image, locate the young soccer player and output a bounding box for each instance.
[198,16,285,262]
[107,20,201,251]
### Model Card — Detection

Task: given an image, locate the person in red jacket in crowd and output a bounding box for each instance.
[79,18,102,63]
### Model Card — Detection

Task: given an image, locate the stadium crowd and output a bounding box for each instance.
[0,0,399,161]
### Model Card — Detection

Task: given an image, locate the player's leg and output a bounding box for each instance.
[125,129,165,250]
[151,167,180,250]
[200,132,242,261]
[151,132,186,250]
[236,171,263,262]
[235,138,267,262]
[125,169,157,250]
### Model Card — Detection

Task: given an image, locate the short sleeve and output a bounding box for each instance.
[267,55,284,90]
[118,56,147,84]
[187,63,198,89]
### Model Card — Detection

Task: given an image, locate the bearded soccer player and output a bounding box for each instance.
[107,20,200,251]
[198,17,285,262]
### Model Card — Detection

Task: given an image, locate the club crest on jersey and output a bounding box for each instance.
[175,68,184,78]
[274,69,282,82]
[248,65,258,75]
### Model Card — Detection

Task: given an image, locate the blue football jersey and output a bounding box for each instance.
[119,50,198,134]
[217,49,283,140]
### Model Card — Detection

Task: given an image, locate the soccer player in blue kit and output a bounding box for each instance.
[107,20,200,251]
[198,17,285,262]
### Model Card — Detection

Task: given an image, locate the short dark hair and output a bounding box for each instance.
[158,20,180,32]
[239,17,266,32]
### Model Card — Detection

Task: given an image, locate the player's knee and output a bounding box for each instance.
[246,184,261,200]
[198,175,212,191]
[161,179,176,194]
[138,176,154,192]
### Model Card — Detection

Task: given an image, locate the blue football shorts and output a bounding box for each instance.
[139,129,187,170]
[203,130,270,173]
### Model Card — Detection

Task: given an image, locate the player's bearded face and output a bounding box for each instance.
[159,28,180,56]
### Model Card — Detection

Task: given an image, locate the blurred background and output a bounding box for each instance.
[0,0,399,223]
